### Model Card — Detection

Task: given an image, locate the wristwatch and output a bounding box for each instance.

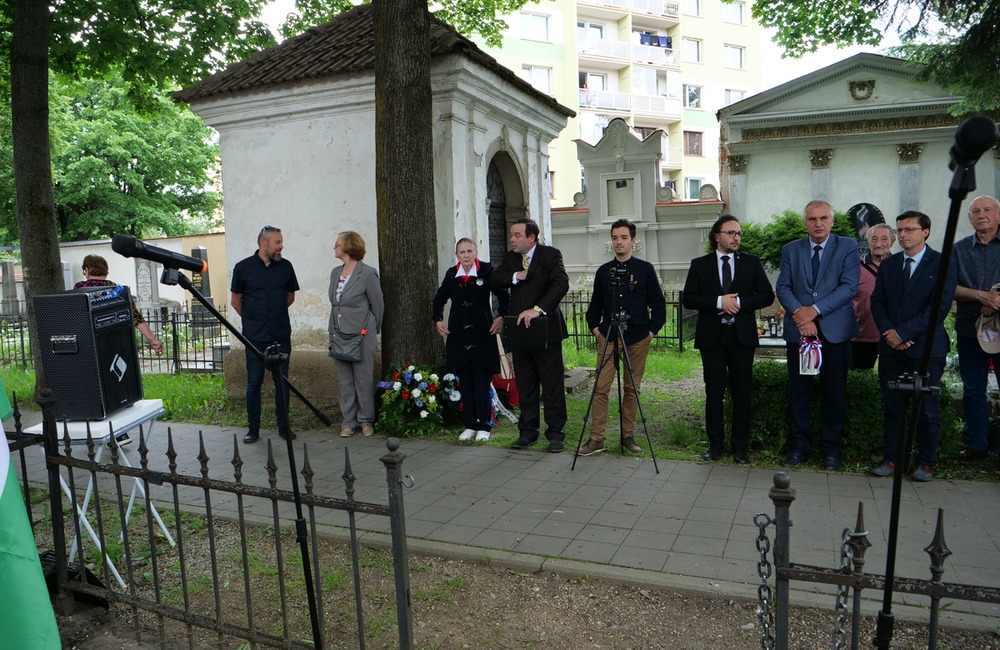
[533,305,546,315]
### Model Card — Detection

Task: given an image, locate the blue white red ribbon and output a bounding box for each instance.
[799,336,823,371]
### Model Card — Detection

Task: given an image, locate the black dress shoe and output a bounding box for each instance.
[823,455,841,471]
[243,427,260,444]
[785,452,807,467]
[702,451,721,461]
[279,425,296,440]
[959,447,989,461]
[511,437,537,450]
[548,440,564,453]
[733,453,749,465]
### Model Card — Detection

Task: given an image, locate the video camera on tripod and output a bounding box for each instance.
[607,266,631,326]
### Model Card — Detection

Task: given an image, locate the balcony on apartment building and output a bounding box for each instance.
[660,146,683,170]
[633,93,682,120]
[632,39,676,67]
[631,0,681,28]
[579,88,631,112]
[577,0,629,21]
[578,38,676,71]
[577,36,630,67]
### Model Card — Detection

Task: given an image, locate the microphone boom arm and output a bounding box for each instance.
[162,267,332,426]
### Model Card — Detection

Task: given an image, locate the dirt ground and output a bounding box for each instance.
[54,527,1000,650]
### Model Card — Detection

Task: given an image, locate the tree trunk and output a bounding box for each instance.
[11,0,64,397]
[373,0,441,369]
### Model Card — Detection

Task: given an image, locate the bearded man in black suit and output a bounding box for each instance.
[683,215,774,463]
[489,218,570,453]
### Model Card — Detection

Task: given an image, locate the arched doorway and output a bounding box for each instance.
[486,152,526,263]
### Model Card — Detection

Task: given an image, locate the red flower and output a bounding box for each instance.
[428,384,437,393]
[401,391,411,400]
[392,371,401,380]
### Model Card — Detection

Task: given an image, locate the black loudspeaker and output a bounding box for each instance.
[33,286,144,420]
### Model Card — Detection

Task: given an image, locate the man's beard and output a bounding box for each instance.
[268,251,282,262]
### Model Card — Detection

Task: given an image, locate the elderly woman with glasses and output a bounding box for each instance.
[329,231,384,438]
[851,223,896,369]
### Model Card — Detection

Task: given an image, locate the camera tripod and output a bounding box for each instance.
[571,311,659,473]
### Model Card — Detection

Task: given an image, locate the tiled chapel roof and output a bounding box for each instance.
[174,3,574,117]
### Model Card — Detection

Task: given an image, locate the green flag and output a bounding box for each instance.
[0,442,61,648]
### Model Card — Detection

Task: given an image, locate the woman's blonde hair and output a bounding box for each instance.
[338,231,366,260]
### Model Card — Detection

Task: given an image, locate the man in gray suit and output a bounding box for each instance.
[776,200,860,470]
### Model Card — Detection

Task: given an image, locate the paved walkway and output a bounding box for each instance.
[14,413,1000,630]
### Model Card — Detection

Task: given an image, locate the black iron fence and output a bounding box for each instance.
[0,300,230,374]
[560,289,694,352]
[7,391,415,649]
[754,472,1000,650]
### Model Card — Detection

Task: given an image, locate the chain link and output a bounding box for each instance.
[832,527,853,649]
[754,512,776,650]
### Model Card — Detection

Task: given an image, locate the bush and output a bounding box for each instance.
[736,360,960,462]
[735,209,856,272]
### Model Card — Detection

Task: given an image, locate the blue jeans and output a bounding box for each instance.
[245,339,291,428]
[957,335,1000,452]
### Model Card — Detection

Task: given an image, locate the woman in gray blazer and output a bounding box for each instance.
[329,231,385,437]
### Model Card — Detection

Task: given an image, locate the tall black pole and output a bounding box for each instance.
[872,115,998,649]
[162,267,328,649]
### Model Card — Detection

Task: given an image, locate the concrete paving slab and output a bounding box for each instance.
[11,410,1000,632]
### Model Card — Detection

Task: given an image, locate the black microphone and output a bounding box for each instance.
[949,115,999,171]
[111,234,208,274]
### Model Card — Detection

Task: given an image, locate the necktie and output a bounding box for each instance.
[721,255,732,294]
[902,257,913,292]
[522,254,529,270]
[811,245,822,283]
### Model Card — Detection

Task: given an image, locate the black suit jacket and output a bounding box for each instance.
[683,251,775,349]
[432,261,510,373]
[870,247,957,359]
[489,244,570,345]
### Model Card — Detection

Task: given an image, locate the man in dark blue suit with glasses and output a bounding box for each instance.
[776,200,860,470]
[870,211,957,482]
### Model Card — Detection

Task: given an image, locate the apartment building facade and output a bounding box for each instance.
[479,0,764,207]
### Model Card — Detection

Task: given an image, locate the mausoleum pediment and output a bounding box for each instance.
[721,53,957,125]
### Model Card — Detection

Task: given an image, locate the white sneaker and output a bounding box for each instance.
[475,430,491,441]
[459,429,476,441]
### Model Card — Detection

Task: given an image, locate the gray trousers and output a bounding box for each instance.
[333,331,378,428]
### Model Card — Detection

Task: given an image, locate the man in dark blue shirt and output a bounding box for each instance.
[230,226,300,443]
[953,195,1000,460]
[578,219,666,456]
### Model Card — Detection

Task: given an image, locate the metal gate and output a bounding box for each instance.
[753,471,1000,649]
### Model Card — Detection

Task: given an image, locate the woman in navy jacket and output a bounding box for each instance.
[433,238,510,441]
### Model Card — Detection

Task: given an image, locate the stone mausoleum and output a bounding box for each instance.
[175,5,573,403]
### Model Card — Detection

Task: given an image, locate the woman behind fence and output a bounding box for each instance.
[328,232,384,438]
[432,238,510,441]
[75,254,163,355]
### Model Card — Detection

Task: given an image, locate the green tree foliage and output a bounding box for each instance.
[736,209,855,271]
[0,72,219,244]
[746,0,1000,111]
[50,74,219,242]
[5,0,278,395]
[278,0,535,46]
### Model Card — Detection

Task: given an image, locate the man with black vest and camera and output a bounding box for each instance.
[578,219,666,456]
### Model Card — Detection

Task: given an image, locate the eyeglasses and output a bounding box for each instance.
[896,227,925,234]
[259,225,278,236]
[720,230,743,237]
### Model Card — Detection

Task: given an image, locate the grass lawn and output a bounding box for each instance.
[4,342,998,480]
